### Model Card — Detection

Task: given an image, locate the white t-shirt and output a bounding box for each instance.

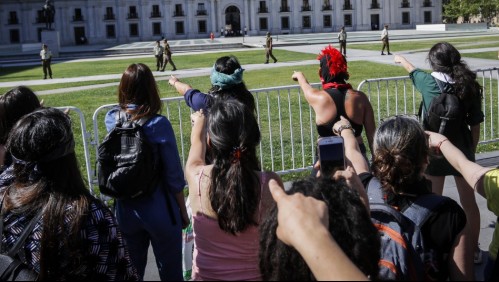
[153,45,164,56]
[381,28,388,40]
[40,49,52,60]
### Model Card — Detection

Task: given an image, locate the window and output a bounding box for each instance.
[105,7,115,20]
[197,3,207,15]
[128,6,138,19]
[129,23,139,36]
[36,10,44,23]
[10,29,20,43]
[302,0,311,11]
[322,0,332,11]
[73,8,83,21]
[106,24,116,38]
[344,14,352,27]
[259,18,268,30]
[401,0,410,8]
[198,20,207,33]
[371,0,380,9]
[259,1,268,13]
[281,17,289,29]
[37,28,43,41]
[424,11,431,23]
[175,4,184,16]
[8,11,18,25]
[175,21,184,34]
[280,0,290,12]
[323,15,332,28]
[402,12,410,24]
[302,16,311,28]
[344,0,353,10]
[153,22,161,35]
[151,5,161,17]
[423,0,432,7]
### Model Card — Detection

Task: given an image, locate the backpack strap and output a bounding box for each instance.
[115,109,151,127]
[368,177,449,228]
[434,78,447,95]
[366,177,385,204]
[402,194,448,228]
[0,193,43,262]
[420,79,446,124]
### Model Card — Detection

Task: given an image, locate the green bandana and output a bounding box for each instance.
[210,65,244,90]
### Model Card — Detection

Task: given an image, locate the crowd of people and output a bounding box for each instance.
[1,38,497,281]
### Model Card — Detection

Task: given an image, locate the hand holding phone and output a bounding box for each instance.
[318,136,346,178]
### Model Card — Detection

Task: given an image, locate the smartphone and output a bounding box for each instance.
[318,136,345,177]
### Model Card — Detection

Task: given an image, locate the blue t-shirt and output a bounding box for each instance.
[184,89,212,112]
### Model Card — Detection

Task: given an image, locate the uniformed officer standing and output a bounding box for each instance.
[153,41,164,71]
[264,32,278,64]
[40,44,52,79]
[381,25,392,55]
[337,26,347,56]
[161,39,177,72]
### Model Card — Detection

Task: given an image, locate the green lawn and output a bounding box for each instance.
[0,49,316,83]
[349,35,499,53]
[2,40,499,186]
[462,51,499,60]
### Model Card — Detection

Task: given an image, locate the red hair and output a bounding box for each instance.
[317,45,347,77]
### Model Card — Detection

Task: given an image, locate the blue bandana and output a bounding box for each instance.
[210,65,244,90]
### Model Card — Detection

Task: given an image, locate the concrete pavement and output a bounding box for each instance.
[1,29,499,280]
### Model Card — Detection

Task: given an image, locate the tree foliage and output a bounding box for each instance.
[443,0,499,23]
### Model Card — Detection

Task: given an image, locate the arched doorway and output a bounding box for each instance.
[225,6,241,36]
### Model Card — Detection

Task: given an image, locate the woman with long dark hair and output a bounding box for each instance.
[0,86,42,185]
[0,107,139,280]
[395,42,484,264]
[104,63,189,280]
[169,55,256,114]
[185,99,284,280]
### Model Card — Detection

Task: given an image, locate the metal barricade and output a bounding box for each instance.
[55,106,95,196]
[357,67,499,145]
[72,69,499,196]
[88,83,322,195]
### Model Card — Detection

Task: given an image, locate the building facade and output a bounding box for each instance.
[0,0,442,46]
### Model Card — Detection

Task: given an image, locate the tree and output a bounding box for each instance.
[443,0,499,23]
[479,0,499,23]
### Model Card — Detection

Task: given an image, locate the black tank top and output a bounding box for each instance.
[316,88,363,137]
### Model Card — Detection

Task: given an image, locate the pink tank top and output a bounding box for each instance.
[191,170,265,281]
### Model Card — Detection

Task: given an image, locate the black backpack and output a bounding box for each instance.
[420,79,464,138]
[97,111,160,199]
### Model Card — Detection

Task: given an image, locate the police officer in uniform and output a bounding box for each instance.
[337,26,347,56]
[153,41,164,71]
[40,44,52,79]
[381,25,392,55]
[264,32,278,64]
[161,39,177,72]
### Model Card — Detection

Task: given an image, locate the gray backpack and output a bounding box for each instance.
[367,178,449,281]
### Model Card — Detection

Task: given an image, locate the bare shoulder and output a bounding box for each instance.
[186,165,210,191]
[346,89,369,99]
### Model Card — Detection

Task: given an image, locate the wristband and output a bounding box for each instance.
[436,138,449,153]
[334,124,355,136]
